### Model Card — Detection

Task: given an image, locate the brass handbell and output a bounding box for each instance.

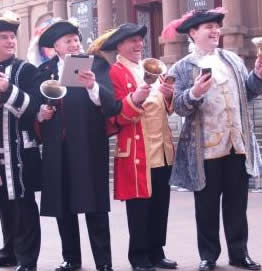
[142,58,167,85]
[252,37,262,56]
[40,74,67,107]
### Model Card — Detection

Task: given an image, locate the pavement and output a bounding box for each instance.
[0,189,262,271]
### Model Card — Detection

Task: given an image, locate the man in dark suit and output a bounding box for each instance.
[34,19,122,271]
[0,11,41,271]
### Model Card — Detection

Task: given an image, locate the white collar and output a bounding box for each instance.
[192,45,217,57]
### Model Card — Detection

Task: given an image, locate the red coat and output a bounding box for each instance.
[109,63,151,200]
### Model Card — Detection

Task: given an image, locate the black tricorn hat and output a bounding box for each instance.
[0,11,20,34]
[161,7,226,41]
[39,20,82,48]
[100,23,147,51]
[177,9,225,33]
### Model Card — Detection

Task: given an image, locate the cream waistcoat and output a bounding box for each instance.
[194,49,245,159]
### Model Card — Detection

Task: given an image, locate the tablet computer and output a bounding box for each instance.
[59,54,94,87]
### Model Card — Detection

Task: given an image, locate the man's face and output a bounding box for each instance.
[54,33,81,59]
[117,35,144,63]
[0,31,17,61]
[189,22,221,51]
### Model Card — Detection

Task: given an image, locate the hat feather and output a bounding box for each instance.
[161,10,194,41]
[88,28,118,54]
[209,7,227,14]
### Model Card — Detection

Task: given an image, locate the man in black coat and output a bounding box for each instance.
[0,12,41,271]
[34,19,122,271]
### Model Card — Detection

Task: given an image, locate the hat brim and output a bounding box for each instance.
[101,24,147,51]
[39,21,82,48]
[177,12,224,33]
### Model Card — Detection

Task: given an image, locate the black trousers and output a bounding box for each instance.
[0,199,15,256]
[0,169,41,267]
[56,213,112,268]
[194,151,249,262]
[56,144,112,269]
[126,166,171,267]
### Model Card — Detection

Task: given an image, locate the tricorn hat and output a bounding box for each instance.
[88,23,147,54]
[39,18,82,48]
[0,11,20,34]
[161,7,226,41]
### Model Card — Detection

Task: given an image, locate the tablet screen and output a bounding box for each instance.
[59,54,94,87]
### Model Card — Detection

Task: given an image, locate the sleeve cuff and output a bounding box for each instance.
[86,81,101,106]
[189,88,204,101]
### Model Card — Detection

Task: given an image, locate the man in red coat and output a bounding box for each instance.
[89,23,177,271]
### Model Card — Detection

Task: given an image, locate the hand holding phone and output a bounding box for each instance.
[164,75,176,84]
[201,68,212,81]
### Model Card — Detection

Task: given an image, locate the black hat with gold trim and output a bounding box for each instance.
[0,11,20,34]
[88,23,147,54]
[39,18,82,48]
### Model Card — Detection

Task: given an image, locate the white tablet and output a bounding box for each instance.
[59,54,94,87]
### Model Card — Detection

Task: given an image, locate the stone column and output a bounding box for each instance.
[258,0,262,28]
[53,0,67,19]
[222,0,248,56]
[97,0,115,63]
[17,8,30,59]
[97,0,113,35]
[160,0,185,66]
[161,0,184,137]
[115,0,129,25]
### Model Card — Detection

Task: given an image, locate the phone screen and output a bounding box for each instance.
[201,68,212,81]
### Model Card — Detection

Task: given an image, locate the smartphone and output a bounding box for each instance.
[164,75,176,84]
[201,68,212,81]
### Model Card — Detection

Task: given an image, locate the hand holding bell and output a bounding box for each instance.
[40,74,67,108]
[142,58,167,85]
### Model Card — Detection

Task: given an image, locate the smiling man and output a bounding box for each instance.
[162,7,262,271]
[34,19,121,271]
[89,23,177,271]
[0,11,41,271]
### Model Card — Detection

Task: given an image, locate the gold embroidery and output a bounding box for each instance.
[115,138,132,158]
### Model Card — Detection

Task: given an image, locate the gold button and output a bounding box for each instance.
[135,135,140,140]
[127,83,132,88]
[135,159,140,164]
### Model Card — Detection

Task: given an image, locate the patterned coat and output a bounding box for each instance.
[169,48,262,191]
[0,56,41,200]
